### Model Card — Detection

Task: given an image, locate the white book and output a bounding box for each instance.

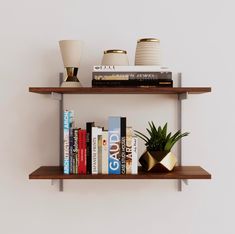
[98,134,102,174]
[126,127,133,174]
[132,137,138,175]
[101,131,108,174]
[92,127,102,174]
[93,65,170,72]
[63,111,70,174]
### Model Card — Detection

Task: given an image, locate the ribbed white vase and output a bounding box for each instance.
[135,38,161,65]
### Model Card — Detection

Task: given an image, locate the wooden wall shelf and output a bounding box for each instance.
[29,166,211,180]
[28,75,212,191]
[29,87,211,95]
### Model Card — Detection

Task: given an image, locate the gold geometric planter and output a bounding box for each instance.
[139,151,177,172]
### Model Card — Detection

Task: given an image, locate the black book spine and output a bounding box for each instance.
[86,122,95,174]
[92,79,173,87]
[120,117,126,174]
[156,79,173,87]
[69,129,74,174]
[93,72,172,80]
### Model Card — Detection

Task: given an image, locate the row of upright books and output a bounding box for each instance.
[63,111,138,175]
[92,65,173,87]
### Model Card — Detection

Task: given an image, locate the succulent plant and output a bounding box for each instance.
[135,122,189,152]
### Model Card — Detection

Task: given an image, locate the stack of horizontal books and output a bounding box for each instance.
[64,110,138,175]
[92,65,173,87]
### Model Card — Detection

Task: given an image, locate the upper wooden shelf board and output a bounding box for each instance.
[29,166,211,180]
[29,87,211,95]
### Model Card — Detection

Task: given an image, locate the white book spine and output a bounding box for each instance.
[126,127,133,174]
[132,137,138,175]
[98,134,102,174]
[102,131,108,174]
[92,127,102,174]
[93,65,170,72]
[63,111,70,174]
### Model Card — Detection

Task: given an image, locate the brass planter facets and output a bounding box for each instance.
[139,151,177,172]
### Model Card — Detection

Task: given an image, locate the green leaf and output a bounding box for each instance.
[134,130,149,143]
[166,132,171,142]
[162,123,167,139]
[170,130,181,142]
[136,121,189,152]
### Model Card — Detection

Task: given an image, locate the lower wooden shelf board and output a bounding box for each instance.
[29,166,211,180]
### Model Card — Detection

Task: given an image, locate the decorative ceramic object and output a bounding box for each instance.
[135,38,161,66]
[135,122,189,172]
[139,151,177,172]
[59,40,83,87]
[101,50,129,66]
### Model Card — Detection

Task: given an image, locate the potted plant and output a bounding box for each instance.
[135,122,189,172]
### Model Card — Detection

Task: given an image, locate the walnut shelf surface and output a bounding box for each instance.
[28,84,212,191]
[29,166,211,180]
[29,87,211,95]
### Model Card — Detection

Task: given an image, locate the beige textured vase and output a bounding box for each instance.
[101,50,129,66]
[59,40,83,87]
[135,38,161,66]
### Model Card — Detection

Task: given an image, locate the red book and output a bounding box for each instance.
[78,130,83,174]
[83,130,87,174]
[78,130,87,174]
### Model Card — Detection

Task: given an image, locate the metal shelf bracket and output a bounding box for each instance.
[51,179,58,186]
[182,179,189,186]
[51,92,62,101]
[178,92,189,100]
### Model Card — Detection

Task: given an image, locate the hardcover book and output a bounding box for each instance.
[73,128,79,174]
[63,111,70,174]
[108,117,121,174]
[69,110,75,173]
[69,128,74,174]
[101,131,108,174]
[86,122,95,174]
[78,130,83,174]
[78,130,87,174]
[92,79,173,87]
[92,72,172,80]
[132,137,138,175]
[120,117,126,174]
[98,134,103,174]
[126,127,133,174]
[82,130,87,174]
[92,127,102,174]
[93,65,170,72]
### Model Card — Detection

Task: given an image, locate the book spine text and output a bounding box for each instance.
[63,111,70,174]
[108,117,121,174]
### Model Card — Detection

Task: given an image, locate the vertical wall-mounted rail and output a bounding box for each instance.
[50,73,64,191]
[59,73,64,191]
[178,73,182,191]
[177,73,188,191]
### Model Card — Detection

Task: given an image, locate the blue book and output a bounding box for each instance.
[108,117,121,174]
[63,111,70,174]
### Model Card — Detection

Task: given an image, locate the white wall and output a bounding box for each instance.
[1,0,234,233]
